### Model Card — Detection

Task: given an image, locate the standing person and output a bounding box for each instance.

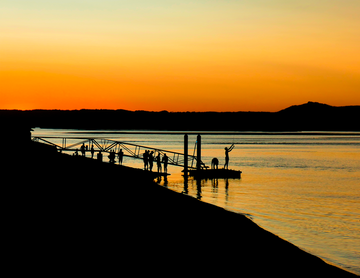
[162,153,168,173]
[118,149,124,165]
[112,150,116,163]
[224,144,235,170]
[149,151,154,171]
[91,145,95,159]
[143,150,149,170]
[80,143,86,156]
[156,153,162,173]
[108,150,116,164]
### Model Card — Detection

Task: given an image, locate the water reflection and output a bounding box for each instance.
[196,178,202,200]
[183,175,188,195]
[225,179,229,203]
[181,175,238,201]
[156,175,168,187]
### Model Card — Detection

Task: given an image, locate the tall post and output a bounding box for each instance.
[196,134,201,171]
[184,134,188,175]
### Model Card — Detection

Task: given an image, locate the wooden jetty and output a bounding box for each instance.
[33,133,240,180]
[188,168,241,179]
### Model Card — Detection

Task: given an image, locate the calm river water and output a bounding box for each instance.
[33,128,360,274]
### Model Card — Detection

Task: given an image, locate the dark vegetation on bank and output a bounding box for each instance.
[2,101,360,131]
[2,134,358,276]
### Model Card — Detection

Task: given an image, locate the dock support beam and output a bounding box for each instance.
[196,134,201,171]
[184,134,188,176]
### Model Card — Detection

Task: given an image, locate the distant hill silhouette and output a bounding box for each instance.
[277,101,360,131]
[1,102,359,131]
[279,101,333,113]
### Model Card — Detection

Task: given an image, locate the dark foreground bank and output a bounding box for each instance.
[3,142,358,276]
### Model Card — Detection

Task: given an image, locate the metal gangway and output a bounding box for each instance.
[32,136,201,169]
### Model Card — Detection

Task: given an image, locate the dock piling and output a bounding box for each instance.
[184,134,188,176]
[196,134,201,171]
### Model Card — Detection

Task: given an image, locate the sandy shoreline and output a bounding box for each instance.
[5,142,358,276]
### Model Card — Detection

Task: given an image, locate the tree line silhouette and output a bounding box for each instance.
[1,102,359,131]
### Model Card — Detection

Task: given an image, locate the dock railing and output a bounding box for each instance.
[32,136,201,169]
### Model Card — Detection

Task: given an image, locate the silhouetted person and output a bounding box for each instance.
[149,151,154,171]
[211,158,219,169]
[224,144,235,170]
[118,149,123,165]
[156,153,162,173]
[74,149,79,156]
[80,143,86,156]
[143,150,149,170]
[91,145,95,158]
[162,153,168,173]
[112,150,116,163]
[97,151,103,162]
[108,150,116,164]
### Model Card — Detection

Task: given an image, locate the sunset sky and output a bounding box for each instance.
[1,0,360,111]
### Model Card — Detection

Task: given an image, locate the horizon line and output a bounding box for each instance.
[1,101,360,113]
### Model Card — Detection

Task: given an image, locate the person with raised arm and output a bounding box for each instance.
[224,143,235,170]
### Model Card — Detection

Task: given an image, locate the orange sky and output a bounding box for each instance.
[1,1,360,111]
